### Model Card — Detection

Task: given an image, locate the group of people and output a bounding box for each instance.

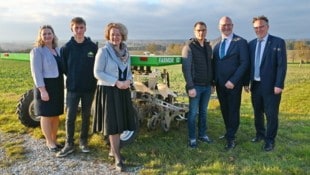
[30,17,136,172]
[182,15,287,152]
[29,14,286,172]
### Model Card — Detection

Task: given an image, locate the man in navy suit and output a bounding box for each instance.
[212,16,249,150]
[245,16,287,151]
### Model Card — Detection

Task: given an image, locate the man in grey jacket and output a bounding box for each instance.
[182,21,213,148]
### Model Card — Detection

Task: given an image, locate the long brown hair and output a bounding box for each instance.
[34,25,58,48]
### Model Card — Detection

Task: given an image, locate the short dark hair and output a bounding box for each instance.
[70,17,86,28]
[194,21,206,28]
[252,15,269,24]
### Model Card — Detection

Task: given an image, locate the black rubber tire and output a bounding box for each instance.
[120,104,140,147]
[16,89,40,128]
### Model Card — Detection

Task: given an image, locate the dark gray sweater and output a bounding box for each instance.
[182,38,213,91]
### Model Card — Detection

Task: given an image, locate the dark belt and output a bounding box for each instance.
[252,80,261,85]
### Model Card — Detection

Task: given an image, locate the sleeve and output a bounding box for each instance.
[275,38,287,89]
[127,53,133,81]
[243,41,253,86]
[229,38,250,85]
[93,48,118,86]
[30,48,45,88]
[60,46,68,75]
[181,44,194,91]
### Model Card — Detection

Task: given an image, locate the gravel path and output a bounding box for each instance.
[0,133,140,175]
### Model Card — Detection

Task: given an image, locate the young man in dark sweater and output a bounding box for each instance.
[182,21,214,148]
[57,17,98,157]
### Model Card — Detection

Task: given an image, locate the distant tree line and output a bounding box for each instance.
[1,40,309,63]
[0,46,31,53]
[286,40,310,63]
[128,42,183,55]
[138,40,310,63]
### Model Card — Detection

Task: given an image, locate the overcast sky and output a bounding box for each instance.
[0,0,309,42]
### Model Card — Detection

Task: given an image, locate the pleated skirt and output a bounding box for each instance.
[92,85,137,136]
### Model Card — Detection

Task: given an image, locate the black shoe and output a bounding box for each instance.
[188,139,197,148]
[56,144,75,158]
[79,144,90,153]
[251,136,264,142]
[198,135,212,143]
[47,146,59,152]
[225,140,236,150]
[56,143,64,149]
[263,142,274,152]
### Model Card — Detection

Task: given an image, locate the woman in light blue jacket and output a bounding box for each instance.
[30,25,64,152]
[93,22,136,172]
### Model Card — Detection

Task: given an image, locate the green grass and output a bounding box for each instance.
[0,59,309,174]
[0,53,29,61]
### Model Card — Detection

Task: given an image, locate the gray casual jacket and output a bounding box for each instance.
[182,38,213,91]
[94,42,132,86]
[30,46,61,87]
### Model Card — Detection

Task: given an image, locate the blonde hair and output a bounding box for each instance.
[104,22,128,41]
[34,25,58,48]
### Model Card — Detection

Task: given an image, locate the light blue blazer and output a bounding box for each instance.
[30,46,60,88]
[94,42,132,86]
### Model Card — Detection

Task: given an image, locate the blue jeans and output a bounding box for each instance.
[187,85,211,140]
[65,91,95,145]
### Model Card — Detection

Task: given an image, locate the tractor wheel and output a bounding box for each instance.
[119,104,140,147]
[16,89,40,127]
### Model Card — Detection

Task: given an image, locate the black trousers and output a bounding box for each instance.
[216,84,242,141]
[251,81,281,144]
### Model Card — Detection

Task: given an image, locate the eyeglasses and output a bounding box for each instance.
[220,24,233,27]
[254,25,266,30]
[195,29,206,32]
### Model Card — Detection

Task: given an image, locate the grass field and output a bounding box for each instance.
[0,53,29,61]
[0,59,309,174]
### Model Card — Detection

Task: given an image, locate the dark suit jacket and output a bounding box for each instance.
[212,34,249,87]
[248,35,287,94]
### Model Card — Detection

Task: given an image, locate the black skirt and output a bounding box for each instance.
[33,76,64,117]
[92,85,136,135]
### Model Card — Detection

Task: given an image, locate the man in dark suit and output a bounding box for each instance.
[212,16,249,150]
[245,15,287,151]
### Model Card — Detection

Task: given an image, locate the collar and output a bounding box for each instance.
[222,33,233,42]
[258,34,269,42]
